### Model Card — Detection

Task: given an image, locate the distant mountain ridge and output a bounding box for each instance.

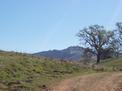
[34,46,84,61]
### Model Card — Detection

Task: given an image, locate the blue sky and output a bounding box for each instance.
[0,0,122,53]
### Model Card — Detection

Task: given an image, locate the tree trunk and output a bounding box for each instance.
[96,54,100,64]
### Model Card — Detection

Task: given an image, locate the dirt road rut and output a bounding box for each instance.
[51,72,122,91]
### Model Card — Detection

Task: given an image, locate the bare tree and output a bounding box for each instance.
[77,25,114,63]
[83,47,93,65]
[110,22,122,57]
[116,22,122,45]
[116,22,122,34]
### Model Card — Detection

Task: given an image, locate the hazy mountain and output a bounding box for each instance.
[34,46,84,61]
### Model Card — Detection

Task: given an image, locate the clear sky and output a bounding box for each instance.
[0,0,122,53]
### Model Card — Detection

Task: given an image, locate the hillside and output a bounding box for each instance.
[101,58,122,71]
[0,51,86,91]
[0,50,121,91]
[34,46,84,61]
[51,58,122,91]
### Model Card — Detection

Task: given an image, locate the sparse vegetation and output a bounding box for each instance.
[0,51,89,91]
[0,50,121,91]
[100,58,122,71]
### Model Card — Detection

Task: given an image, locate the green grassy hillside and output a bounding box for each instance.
[102,58,122,66]
[101,58,122,71]
[0,51,87,91]
[0,51,121,91]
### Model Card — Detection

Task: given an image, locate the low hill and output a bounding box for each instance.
[34,46,84,61]
[0,50,121,91]
[101,58,122,71]
[0,51,85,91]
[51,58,122,91]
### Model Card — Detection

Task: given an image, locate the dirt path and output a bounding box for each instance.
[51,72,122,91]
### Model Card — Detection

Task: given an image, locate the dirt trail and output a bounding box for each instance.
[51,72,122,91]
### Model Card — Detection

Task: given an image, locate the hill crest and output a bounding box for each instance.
[34,46,84,61]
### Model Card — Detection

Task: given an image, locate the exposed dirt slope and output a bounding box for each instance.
[51,72,122,91]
